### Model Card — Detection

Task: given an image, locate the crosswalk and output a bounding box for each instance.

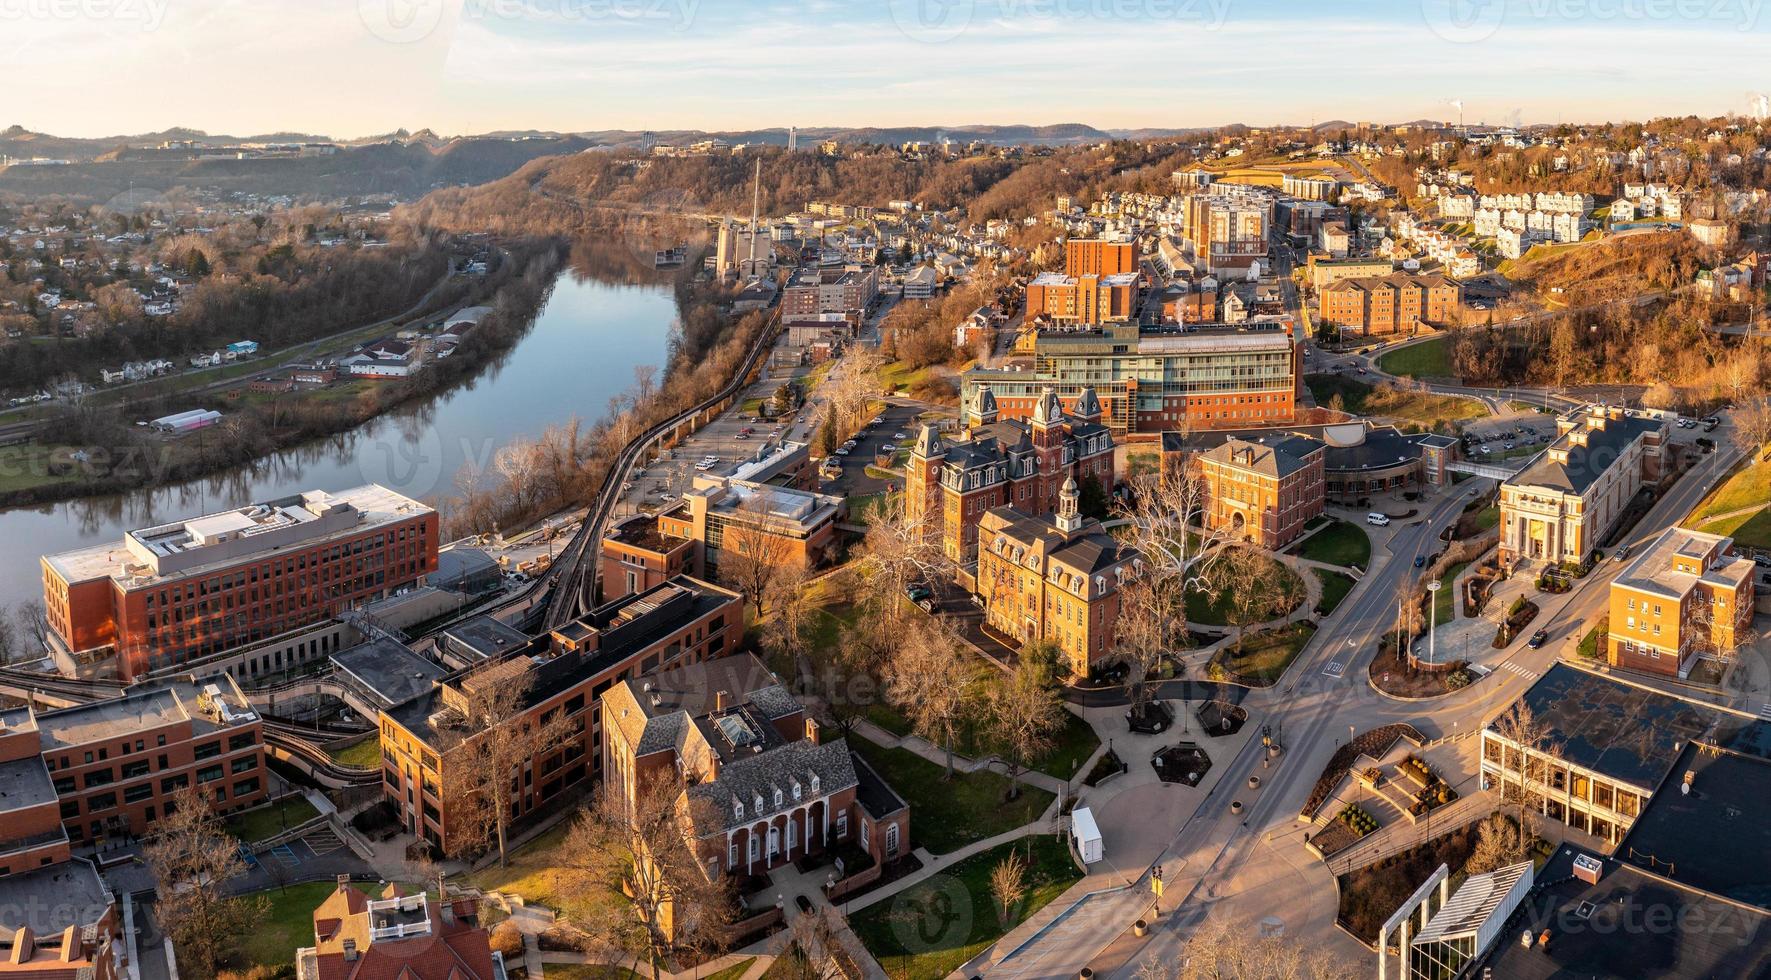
[1497,662,1540,680]
[306,826,345,856]
[1757,703,1771,721]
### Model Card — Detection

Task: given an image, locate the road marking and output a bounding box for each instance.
[1499,662,1540,679]
[1322,661,1345,678]
[1758,702,1771,721]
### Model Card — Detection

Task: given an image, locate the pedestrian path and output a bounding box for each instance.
[847,719,1070,797]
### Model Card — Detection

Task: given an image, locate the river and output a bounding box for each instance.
[0,264,677,614]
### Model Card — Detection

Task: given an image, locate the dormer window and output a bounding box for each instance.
[809,773,820,794]
[754,792,764,813]
[791,779,802,801]
[773,788,784,807]
[734,799,745,820]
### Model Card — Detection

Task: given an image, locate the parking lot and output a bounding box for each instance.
[821,400,934,500]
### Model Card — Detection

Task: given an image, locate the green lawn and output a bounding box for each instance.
[1376,337,1453,379]
[849,739,1053,854]
[1210,622,1317,686]
[1688,458,1771,525]
[1577,617,1608,660]
[236,881,339,968]
[849,491,900,524]
[226,795,321,843]
[1312,570,1356,617]
[1186,555,1302,626]
[1696,509,1771,550]
[1305,375,1484,432]
[463,820,578,910]
[0,443,85,494]
[851,836,1081,980]
[869,702,1098,782]
[1292,519,1371,568]
[326,738,382,769]
[702,960,756,980]
[542,965,645,980]
[1430,562,1469,625]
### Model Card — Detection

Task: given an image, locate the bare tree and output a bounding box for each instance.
[718,495,799,617]
[1112,575,1185,721]
[1489,700,1559,840]
[1733,392,1771,455]
[988,647,1065,799]
[990,853,1029,928]
[561,776,735,974]
[1132,915,1359,980]
[437,663,575,865]
[145,786,269,980]
[859,493,953,623]
[762,563,816,665]
[1117,467,1229,620]
[884,618,983,777]
[1464,812,1533,875]
[1219,547,1299,653]
[769,908,849,980]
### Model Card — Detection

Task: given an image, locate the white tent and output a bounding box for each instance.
[1072,806,1103,864]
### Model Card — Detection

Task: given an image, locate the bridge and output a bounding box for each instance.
[1446,458,1532,481]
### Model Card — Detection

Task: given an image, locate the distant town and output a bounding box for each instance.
[0,102,1769,980]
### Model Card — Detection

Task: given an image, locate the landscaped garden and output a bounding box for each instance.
[1335,820,1484,943]
[1208,621,1317,686]
[850,835,1081,980]
[1291,519,1371,568]
[1304,375,1484,432]
[1312,570,1356,617]
[848,740,1054,854]
[1185,554,1304,626]
[1376,337,1453,379]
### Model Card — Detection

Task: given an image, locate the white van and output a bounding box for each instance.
[1366,512,1391,527]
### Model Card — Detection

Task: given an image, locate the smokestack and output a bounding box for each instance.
[715,690,728,712]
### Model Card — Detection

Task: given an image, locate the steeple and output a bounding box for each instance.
[1032,386,1063,429]
[912,423,944,459]
[1056,476,1083,534]
[971,385,999,426]
[1073,386,1102,423]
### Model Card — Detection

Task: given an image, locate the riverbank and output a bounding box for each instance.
[0,241,567,510]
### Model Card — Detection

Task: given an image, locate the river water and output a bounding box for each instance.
[0,264,676,613]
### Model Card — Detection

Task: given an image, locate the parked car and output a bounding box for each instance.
[906,584,934,602]
[1366,512,1391,527]
[1613,544,1633,563]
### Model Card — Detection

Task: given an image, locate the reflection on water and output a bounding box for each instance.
[0,261,677,612]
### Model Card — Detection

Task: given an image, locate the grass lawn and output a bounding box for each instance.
[1313,570,1356,617]
[1577,617,1608,660]
[849,739,1053,854]
[1696,508,1771,550]
[326,738,382,769]
[226,795,321,843]
[236,881,338,968]
[1376,338,1453,379]
[1304,375,1483,432]
[1210,622,1317,686]
[1430,562,1469,624]
[1185,555,1302,626]
[849,491,899,525]
[851,836,1080,980]
[1687,458,1771,525]
[0,443,84,494]
[463,820,579,909]
[542,966,646,980]
[701,960,756,980]
[1292,519,1371,568]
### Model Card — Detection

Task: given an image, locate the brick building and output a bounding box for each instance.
[782,265,878,317]
[37,675,266,844]
[1063,239,1137,277]
[0,858,117,980]
[1023,271,1139,326]
[601,654,909,884]
[962,320,1300,435]
[906,386,1115,563]
[975,481,1141,678]
[600,513,699,602]
[1316,272,1462,338]
[1606,526,1756,679]
[296,877,503,980]
[657,479,843,574]
[1197,435,1327,550]
[42,486,437,681]
[374,577,742,854]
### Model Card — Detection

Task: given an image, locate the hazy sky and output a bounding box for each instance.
[8,0,1769,138]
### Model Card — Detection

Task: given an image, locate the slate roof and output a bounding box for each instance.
[1496,664,1715,789]
[687,738,859,834]
[1202,435,1324,479]
[1510,410,1662,495]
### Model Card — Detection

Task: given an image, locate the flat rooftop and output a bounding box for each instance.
[1619,743,1771,910]
[0,755,56,813]
[44,483,432,587]
[36,674,256,750]
[1615,525,1754,600]
[0,858,112,934]
[332,638,448,710]
[1495,664,1715,790]
[1475,848,1771,980]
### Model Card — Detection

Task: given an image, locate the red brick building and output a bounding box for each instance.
[600,514,700,602]
[1063,239,1137,278]
[296,877,501,980]
[42,486,437,681]
[1317,272,1462,338]
[906,386,1116,562]
[601,654,909,885]
[1197,435,1327,550]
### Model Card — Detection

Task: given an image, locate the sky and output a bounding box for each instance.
[6,0,1770,138]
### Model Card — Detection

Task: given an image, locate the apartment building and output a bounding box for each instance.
[1606,527,1756,679]
[905,387,1115,563]
[1063,238,1137,277]
[1197,435,1327,550]
[42,486,437,681]
[975,483,1140,678]
[295,877,504,980]
[1317,272,1462,338]
[657,479,844,572]
[38,674,265,843]
[1499,406,1668,566]
[600,513,699,602]
[782,265,878,316]
[374,577,741,854]
[0,858,117,980]
[961,320,1300,435]
[1308,256,1394,291]
[601,654,909,883]
[1023,270,1139,326]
